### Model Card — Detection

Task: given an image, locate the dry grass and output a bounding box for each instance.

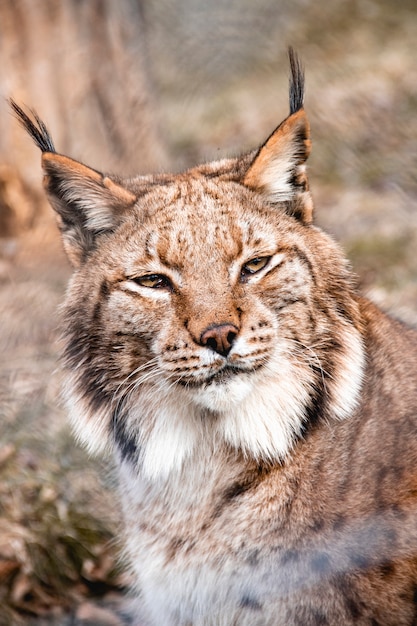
[0,229,127,623]
[0,445,120,623]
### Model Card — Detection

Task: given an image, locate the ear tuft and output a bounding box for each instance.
[9,99,56,153]
[288,46,305,115]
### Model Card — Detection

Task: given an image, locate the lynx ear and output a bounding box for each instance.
[243,49,313,224]
[41,153,136,266]
[10,100,137,267]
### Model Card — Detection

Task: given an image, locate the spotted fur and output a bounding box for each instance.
[13,50,417,625]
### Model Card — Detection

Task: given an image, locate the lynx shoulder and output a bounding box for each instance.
[12,50,417,625]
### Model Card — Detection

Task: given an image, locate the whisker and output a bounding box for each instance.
[112,356,161,411]
[290,340,334,387]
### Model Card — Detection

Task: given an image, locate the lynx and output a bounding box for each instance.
[12,50,417,625]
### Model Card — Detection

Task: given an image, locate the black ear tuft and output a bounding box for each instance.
[9,99,56,153]
[288,47,305,115]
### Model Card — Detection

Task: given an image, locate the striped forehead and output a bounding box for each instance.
[142,180,246,261]
[133,176,282,272]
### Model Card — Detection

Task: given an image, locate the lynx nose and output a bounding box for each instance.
[200,323,239,357]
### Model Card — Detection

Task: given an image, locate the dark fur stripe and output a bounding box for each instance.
[111,404,139,464]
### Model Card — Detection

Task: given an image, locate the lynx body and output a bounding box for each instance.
[12,52,417,625]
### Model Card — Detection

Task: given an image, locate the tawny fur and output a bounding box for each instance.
[12,51,417,625]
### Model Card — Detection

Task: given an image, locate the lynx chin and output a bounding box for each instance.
[12,49,417,625]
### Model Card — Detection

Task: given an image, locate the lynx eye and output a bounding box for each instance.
[241,256,271,279]
[131,274,173,290]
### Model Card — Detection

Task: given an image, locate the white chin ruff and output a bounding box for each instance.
[133,353,315,482]
[65,326,365,483]
[191,373,255,413]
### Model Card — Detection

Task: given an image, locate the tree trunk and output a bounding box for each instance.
[0,0,166,235]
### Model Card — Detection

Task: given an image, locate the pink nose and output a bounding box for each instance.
[200,324,239,357]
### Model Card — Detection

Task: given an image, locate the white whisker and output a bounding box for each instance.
[112,356,161,412]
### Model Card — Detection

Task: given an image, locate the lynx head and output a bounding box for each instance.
[12,50,365,480]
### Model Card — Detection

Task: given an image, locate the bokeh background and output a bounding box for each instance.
[0,1,416,624]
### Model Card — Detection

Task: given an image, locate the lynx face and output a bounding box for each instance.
[10,55,365,481]
[58,162,364,481]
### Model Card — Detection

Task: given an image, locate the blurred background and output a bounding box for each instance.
[0,0,416,623]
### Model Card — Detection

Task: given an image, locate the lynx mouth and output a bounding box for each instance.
[205,365,244,385]
[177,363,259,388]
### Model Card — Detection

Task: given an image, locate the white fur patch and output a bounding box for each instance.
[62,376,111,455]
[59,180,117,231]
[329,325,365,420]
[137,386,202,481]
[259,150,299,203]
